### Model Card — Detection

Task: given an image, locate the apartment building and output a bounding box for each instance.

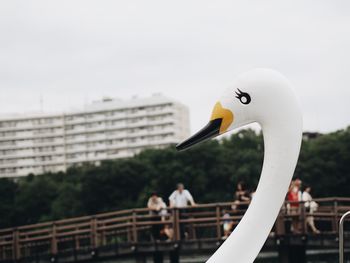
[0,94,190,178]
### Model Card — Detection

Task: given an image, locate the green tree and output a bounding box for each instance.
[0,127,349,229]
[0,178,17,228]
[13,174,58,225]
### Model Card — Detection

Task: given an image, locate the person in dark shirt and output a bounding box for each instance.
[233,181,251,212]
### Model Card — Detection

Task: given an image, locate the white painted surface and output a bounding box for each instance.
[206,69,302,262]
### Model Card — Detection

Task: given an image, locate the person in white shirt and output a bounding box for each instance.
[302,186,320,234]
[169,183,196,239]
[147,192,167,240]
[147,193,167,213]
[169,183,196,208]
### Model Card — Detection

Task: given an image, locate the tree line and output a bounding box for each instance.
[0,127,349,229]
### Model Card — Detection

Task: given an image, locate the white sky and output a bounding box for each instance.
[0,1,349,133]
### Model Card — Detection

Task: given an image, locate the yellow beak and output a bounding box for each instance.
[176,102,234,151]
[210,102,234,134]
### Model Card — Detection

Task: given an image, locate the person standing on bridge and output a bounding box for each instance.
[233,181,251,212]
[169,183,196,208]
[302,186,320,234]
[287,178,302,233]
[147,192,167,240]
[169,183,196,239]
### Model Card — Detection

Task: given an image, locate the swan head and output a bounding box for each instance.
[176,68,298,151]
[175,68,303,262]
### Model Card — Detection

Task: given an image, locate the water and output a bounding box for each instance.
[99,250,350,263]
[175,250,350,263]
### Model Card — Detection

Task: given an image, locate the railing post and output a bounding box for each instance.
[216,205,221,239]
[90,217,98,249]
[12,228,20,261]
[174,209,180,241]
[333,199,339,233]
[73,224,80,251]
[51,223,58,255]
[189,207,196,240]
[300,202,306,234]
[171,208,177,241]
[132,210,138,243]
[275,210,285,236]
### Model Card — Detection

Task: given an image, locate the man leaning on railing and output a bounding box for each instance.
[147,192,167,240]
[169,183,196,239]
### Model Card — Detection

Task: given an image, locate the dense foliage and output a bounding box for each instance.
[0,127,349,229]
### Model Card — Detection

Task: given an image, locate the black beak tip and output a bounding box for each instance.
[175,142,186,151]
[175,118,223,152]
[176,139,191,151]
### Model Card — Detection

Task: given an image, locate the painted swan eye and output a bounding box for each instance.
[235,88,251,105]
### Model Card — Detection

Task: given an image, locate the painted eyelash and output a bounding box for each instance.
[235,88,251,105]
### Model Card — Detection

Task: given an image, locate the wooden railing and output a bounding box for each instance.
[0,197,349,261]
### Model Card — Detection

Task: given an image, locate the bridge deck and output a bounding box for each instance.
[0,197,349,262]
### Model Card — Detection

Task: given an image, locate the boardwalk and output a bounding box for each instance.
[0,197,349,263]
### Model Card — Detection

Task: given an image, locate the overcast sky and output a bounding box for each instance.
[0,1,349,133]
